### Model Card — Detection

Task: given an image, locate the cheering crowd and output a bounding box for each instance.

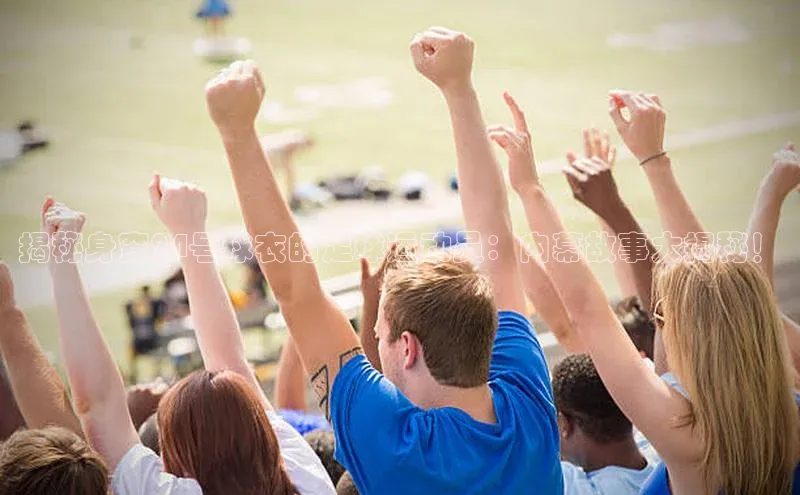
[1,26,799,495]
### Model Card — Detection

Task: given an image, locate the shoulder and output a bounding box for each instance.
[112,443,202,495]
[267,412,337,494]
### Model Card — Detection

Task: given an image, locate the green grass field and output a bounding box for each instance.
[1,0,799,376]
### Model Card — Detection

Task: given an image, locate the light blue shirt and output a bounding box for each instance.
[562,460,654,495]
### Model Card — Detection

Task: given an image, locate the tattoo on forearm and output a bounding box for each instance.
[310,365,330,420]
[339,346,364,369]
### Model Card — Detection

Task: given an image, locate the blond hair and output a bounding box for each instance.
[382,249,497,387]
[654,251,798,494]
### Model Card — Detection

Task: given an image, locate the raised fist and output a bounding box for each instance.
[410,27,474,94]
[764,142,800,197]
[608,90,665,163]
[148,174,208,236]
[41,198,86,262]
[488,92,538,193]
[205,60,265,136]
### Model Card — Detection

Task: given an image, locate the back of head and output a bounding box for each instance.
[653,250,798,494]
[612,296,655,359]
[382,249,497,387]
[303,430,345,485]
[336,471,359,495]
[158,370,298,495]
[552,354,632,443]
[138,413,160,456]
[0,426,108,495]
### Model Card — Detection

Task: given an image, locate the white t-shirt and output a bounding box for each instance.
[112,413,335,494]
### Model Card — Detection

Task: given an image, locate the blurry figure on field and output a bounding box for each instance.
[261,130,315,211]
[125,285,163,356]
[0,121,49,167]
[196,0,231,37]
[553,354,655,495]
[0,426,109,495]
[162,269,190,321]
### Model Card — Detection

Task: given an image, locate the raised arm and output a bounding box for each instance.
[563,132,659,311]
[496,98,690,456]
[746,144,800,371]
[148,175,271,409]
[44,199,138,469]
[206,60,359,420]
[0,261,82,435]
[411,28,525,314]
[514,237,582,353]
[609,91,707,248]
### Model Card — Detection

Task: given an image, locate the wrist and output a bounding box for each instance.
[219,126,259,147]
[641,154,671,172]
[594,197,628,222]
[442,80,476,101]
[514,181,546,198]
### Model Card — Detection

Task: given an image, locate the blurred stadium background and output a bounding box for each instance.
[0,0,798,377]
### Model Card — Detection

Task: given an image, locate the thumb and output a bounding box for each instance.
[788,141,796,152]
[489,132,512,150]
[360,257,371,281]
[148,173,162,211]
[608,97,628,135]
[566,151,577,165]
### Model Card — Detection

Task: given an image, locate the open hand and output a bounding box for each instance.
[148,174,208,236]
[608,90,665,163]
[205,60,265,137]
[489,92,538,193]
[563,128,623,219]
[563,155,623,220]
[41,198,86,262]
[360,243,400,301]
[410,27,474,94]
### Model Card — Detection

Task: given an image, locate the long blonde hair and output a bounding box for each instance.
[654,251,798,494]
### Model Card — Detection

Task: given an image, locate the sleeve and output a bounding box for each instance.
[266,412,336,495]
[112,443,202,495]
[489,311,551,394]
[329,354,421,493]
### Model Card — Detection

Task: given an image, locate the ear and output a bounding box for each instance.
[400,331,420,370]
[557,411,575,439]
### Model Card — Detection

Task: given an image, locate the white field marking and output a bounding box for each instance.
[10,109,800,309]
[607,17,750,52]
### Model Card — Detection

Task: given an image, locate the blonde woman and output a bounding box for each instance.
[491,90,799,494]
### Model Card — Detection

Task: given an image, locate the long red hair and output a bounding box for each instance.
[158,370,298,495]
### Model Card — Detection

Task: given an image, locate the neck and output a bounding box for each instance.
[579,436,647,473]
[414,382,496,424]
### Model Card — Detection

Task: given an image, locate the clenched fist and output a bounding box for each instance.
[608,91,665,163]
[41,198,86,263]
[205,60,265,136]
[763,142,800,198]
[410,27,474,94]
[148,174,208,236]
[488,92,538,193]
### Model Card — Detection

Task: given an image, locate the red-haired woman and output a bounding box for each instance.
[45,180,335,494]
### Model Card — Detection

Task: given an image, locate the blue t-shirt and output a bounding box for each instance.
[330,311,562,495]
